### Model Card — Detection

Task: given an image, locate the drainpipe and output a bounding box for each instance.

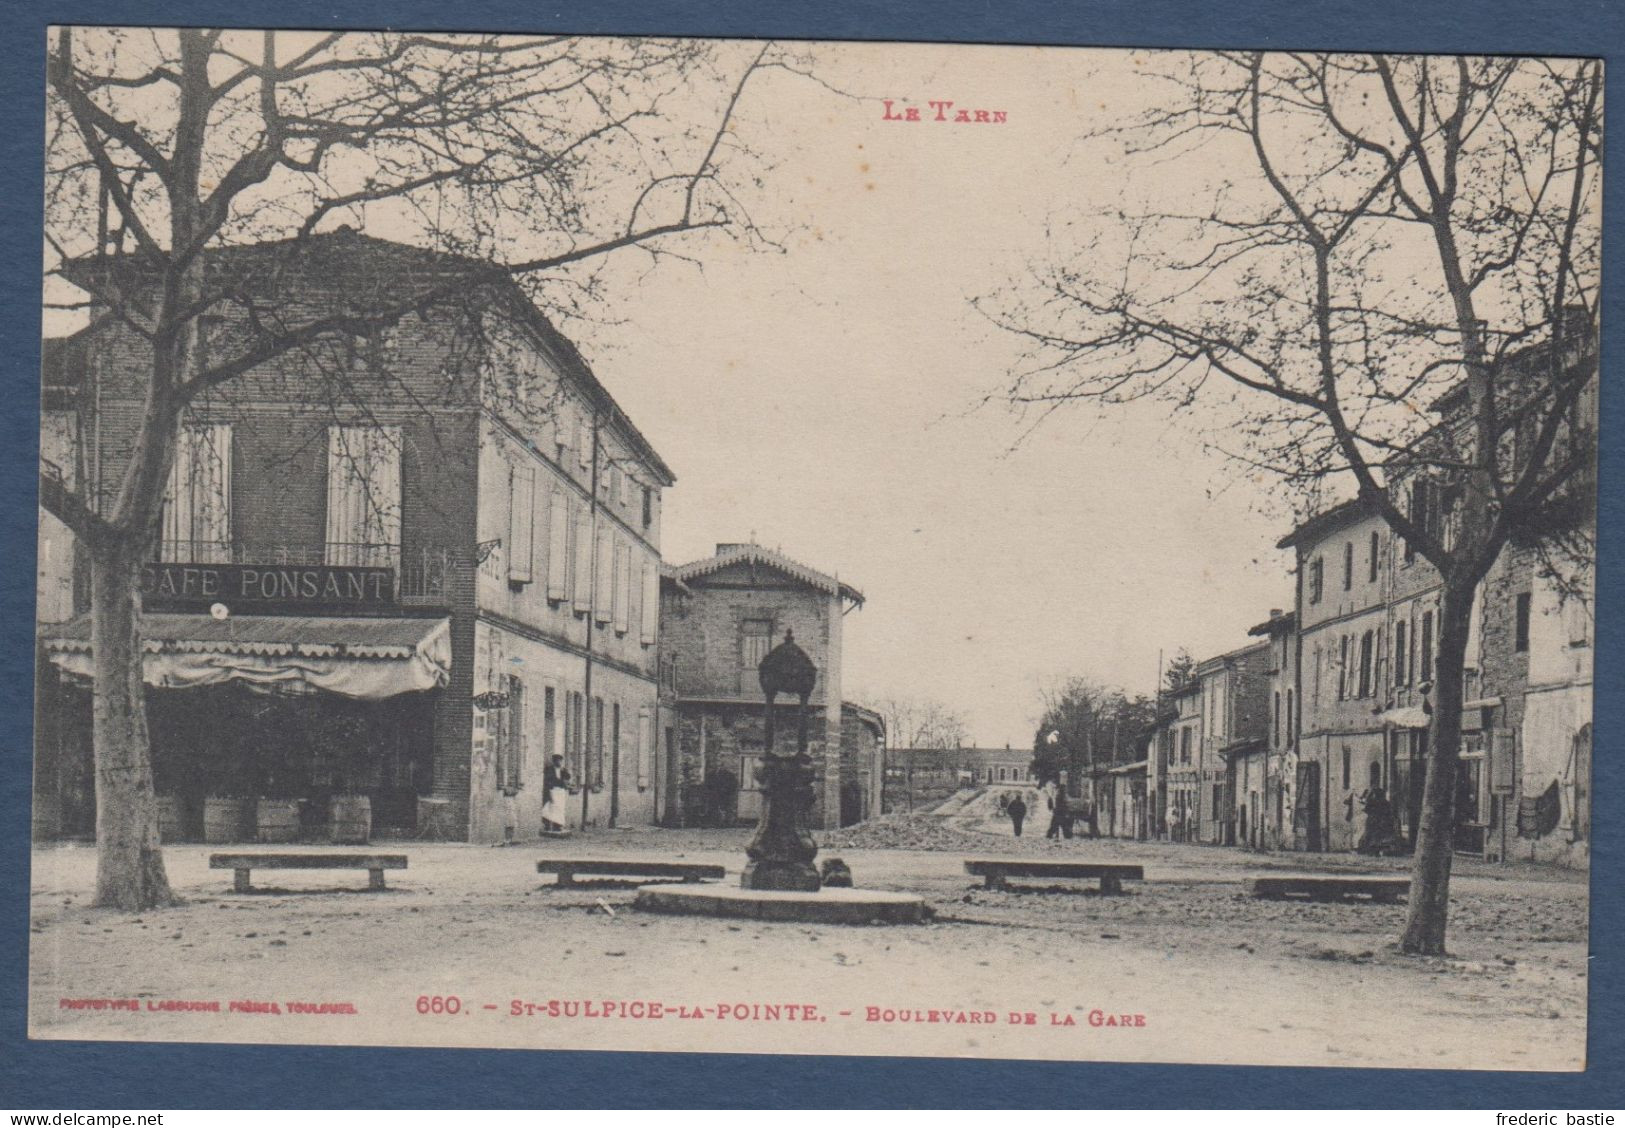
[580,412,599,830]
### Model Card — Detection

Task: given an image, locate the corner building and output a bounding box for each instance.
[37,231,673,843]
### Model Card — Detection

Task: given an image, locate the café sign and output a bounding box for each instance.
[142,563,396,611]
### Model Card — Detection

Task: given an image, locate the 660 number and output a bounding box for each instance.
[416,995,462,1015]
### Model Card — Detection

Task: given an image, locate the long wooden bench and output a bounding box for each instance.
[964,859,1144,894]
[1245,875,1409,903]
[536,859,726,887]
[210,852,407,892]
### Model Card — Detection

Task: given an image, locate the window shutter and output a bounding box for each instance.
[508,462,535,583]
[577,414,590,469]
[573,511,593,612]
[641,561,658,645]
[324,426,352,565]
[368,427,402,566]
[594,526,613,623]
[563,691,577,778]
[637,707,653,790]
[629,551,643,642]
[613,540,631,632]
[1464,583,1484,670]
[190,424,232,563]
[162,426,196,562]
[591,697,605,786]
[326,425,400,567]
[507,675,526,791]
[546,489,568,601]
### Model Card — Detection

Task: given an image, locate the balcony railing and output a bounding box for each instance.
[154,541,472,606]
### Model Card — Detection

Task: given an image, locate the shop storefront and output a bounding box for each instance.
[38,562,452,843]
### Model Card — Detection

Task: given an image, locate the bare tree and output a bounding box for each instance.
[860,694,970,811]
[981,52,1599,953]
[42,27,811,909]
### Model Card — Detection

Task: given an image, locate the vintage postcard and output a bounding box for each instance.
[30,29,1596,1071]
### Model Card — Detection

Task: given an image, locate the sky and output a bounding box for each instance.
[560,42,1298,745]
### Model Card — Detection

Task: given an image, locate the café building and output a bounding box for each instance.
[36,231,673,844]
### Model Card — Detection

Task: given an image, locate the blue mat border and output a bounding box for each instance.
[1,0,1619,1109]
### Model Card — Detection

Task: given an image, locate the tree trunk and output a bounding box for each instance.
[89,541,174,910]
[1400,578,1474,954]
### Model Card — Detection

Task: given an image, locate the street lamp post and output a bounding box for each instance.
[741,629,822,892]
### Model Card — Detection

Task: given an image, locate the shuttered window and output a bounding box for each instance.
[641,561,658,645]
[573,511,593,612]
[546,490,568,601]
[594,527,613,623]
[637,706,653,790]
[508,462,535,583]
[565,690,583,780]
[741,619,773,691]
[1465,584,1484,667]
[628,549,643,640]
[325,425,401,567]
[542,684,557,764]
[611,537,627,632]
[162,423,233,563]
[591,696,606,786]
[576,414,591,469]
[497,675,526,793]
[1358,631,1373,698]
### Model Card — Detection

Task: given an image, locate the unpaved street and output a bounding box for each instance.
[29,822,1588,1069]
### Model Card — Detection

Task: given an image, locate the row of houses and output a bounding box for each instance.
[1101,386,1595,868]
[34,231,883,844]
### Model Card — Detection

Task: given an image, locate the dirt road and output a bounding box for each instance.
[28,826,1588,1069]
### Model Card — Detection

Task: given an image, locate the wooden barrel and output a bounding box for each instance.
[156,795,186,843]
[255,798,302,843]
[203,797,252,844]
[329,795,372,845]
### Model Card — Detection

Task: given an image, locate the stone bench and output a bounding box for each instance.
[536,860,726,887]
[1245,875,1409,903]
[210,853,407,892]
[964,859,1145,894]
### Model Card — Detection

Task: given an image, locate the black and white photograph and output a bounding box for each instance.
[29,28,1599,1071]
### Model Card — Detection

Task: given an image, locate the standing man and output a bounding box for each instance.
[1007,793,1028,837]
[1046,786,1074,840]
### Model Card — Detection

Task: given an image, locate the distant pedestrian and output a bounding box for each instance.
[1007,794,1028,837]
[1165,804,1179,843]
[1046,788,1074,840]
[1185,805,1198,844]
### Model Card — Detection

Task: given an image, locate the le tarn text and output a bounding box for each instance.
[883,99,1007,124]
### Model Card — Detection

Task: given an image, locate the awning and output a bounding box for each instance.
[1379,706,1431,729]
[41,614,451,700]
